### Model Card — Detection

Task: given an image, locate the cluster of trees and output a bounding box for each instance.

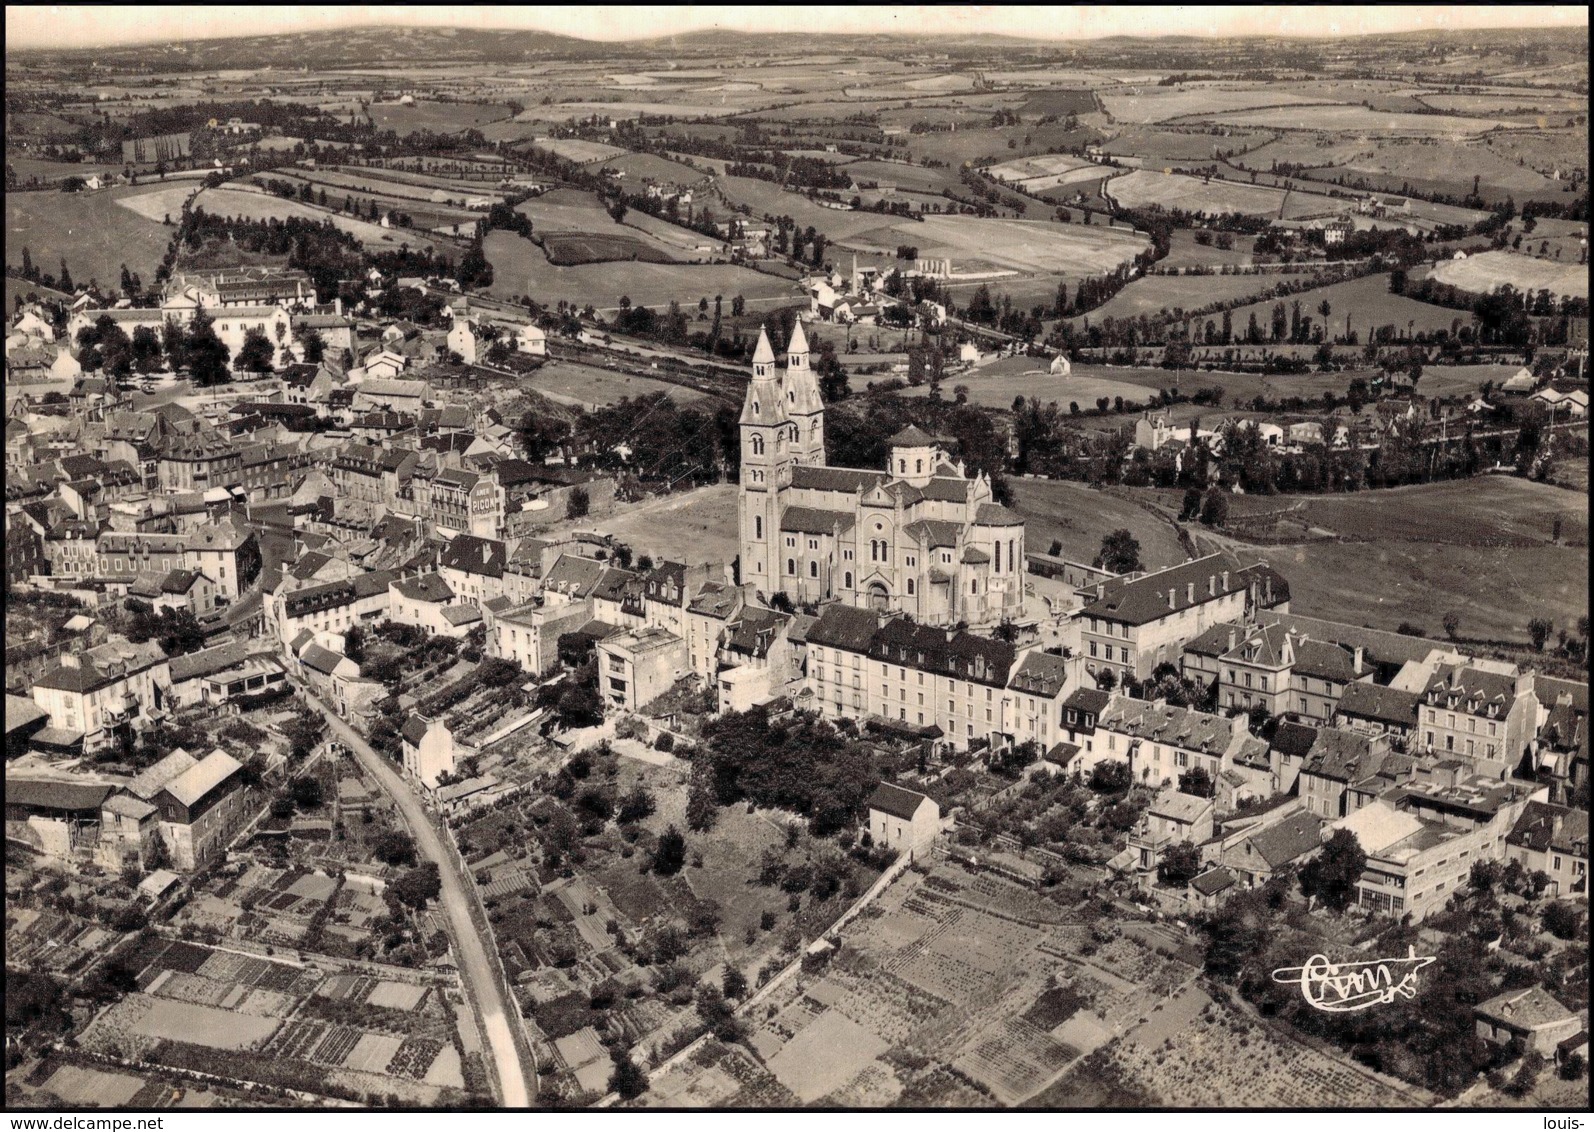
[697,706,885,835]
[828,389,1014,505]
[121,600,206,657]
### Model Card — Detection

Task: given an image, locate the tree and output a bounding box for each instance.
[686,758,718,832]
[653,825,688,876]
[1443,611,1461,640]
[185,308,231,386]
[1200,487,1229,526]
[1542,901,1584,941]
[567,487,590,520]
[722,966,748,1000]
[1095,529,1143,574]
[1095,667,1118,692]
[1179,488,1201,521]
[373,830,418,867]
[289,776,324,810]
[237,327,276,374]
[1528,618,1554,651]
[1157,841,1203,886]
[1089,759,1131,794]
[1299,828,1366,912]
[617,785,655,825]
[130,325,163,373]
[391,862,442,909]
[300,329,327,364]
[608,1055,648,1100]
[59,259,74,293]
[1177,765,1214,799]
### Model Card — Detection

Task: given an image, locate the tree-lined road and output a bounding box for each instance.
[296,684,531,1106]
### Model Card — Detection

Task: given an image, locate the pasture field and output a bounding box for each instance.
[521,360,713,409]
[583,483,741,567]
[1159,229,1256,269]
[551,101,746,120]
[1221,273,1476,340]
[1099,128,1270,162]
[1010,477,1186,570]
[904,361,1155,414]
[540,232,676,266]
[1076,270,1285,321]
[900,123,1095,170]
[1205,105,1527,134]
[714,174,916,241]
[111,182,202,223]
[526,137,631,164]
[1101,86,1336,124]
[1429,249,1588,301]
[847,214,1148,277]
[1105,170,1290,217]
[1223,480,1588,645]
[987,152,1098,181]
[366,100,513,134]
[1234,137,1562,198]
[484,231,793,311]
[246,172,481,230]
[191,187,446,253]
[596,150,703,181]
[1420,92,1587,116]
[7,185,175,291]
[843,160,962,195]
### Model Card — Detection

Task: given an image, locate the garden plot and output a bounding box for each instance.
[953,1016,1079,1104]
[766,1008,891,1104]
[365,980,428,1010]
[341,1031,406,1074]
[94,994,281,1052]
[825,965,956,1047]
[40,1064,146,1108]
[1430,248,1588,300]
[819,1061,906,1107]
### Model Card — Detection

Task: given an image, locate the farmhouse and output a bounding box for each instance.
[152,748,250,870]
[864,782,940,860]
[1475,987,1583,1057]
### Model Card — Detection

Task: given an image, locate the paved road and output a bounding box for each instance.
[298,688,531,1107]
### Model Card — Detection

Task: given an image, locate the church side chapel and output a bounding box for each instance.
[738,322,1027,628]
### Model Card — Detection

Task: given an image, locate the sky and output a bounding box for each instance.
[6,5,1588,51]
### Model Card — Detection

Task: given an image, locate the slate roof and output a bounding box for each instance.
[1008,651,1070,698]
[867,781,934,821]
[781,506,855,535]
[869,618,1016,687]
[392,573,454,603]
[1190,866,1237,896]
[401,717,431,746]
[161,750,243,809]
[1148,789,1212,824]
[1269,720,1321,761]
[903,519,963,549]
[1476,986,1579,1029]
[1099,698,1241,756]
[543,553,605,596]
[1506,801,1588,857]
[130,750,201,800]
[1300,728,1385,783]
[789,465,886,494]
[687,581,742,619]
[5,778,116,812]
[1082,554,1247,626]
[887,425,938,447]
[1246,812,1326,868]
[1293,638,1359,683]
[806,603,880,652]
[1334,682,1421,728]
[168,640,253,683]
[975,503,1024,526]
[1061,687,1111,720]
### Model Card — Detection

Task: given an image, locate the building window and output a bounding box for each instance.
[907,579,915,595]
[844,572,853,588]
[786,559,795,575]
[809,561,819,578]
[755,516,762,539]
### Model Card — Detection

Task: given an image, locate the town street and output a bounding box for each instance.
[296,685,532,1106]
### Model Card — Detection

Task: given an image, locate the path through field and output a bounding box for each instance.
[294,679,532,1106]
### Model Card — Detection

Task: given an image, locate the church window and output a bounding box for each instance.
[751,434,764,456]
[808,539,818,550]
[994,542,1001,572]
[809,561,818,578]
[907,579,915,596]
[899,459,907,473]
[844,572,852,588]
[787,559,795,575]
[916,459,923,474]
[972,580,978,595]
[786,536,795,547]
[1009,540,1016,571]
[755,516,762,539]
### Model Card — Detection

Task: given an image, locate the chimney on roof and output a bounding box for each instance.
[1168,588,1177,609]
[60,653,80,669]
[1187,582,1195,603]
[1353,645,1365,674]
[1209,575,1216,597]
[1221,570,1229,592]
[1228,628,1237,652]
[1096,582,1106,599]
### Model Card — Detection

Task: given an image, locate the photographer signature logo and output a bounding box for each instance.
[1271,946,1436,1012]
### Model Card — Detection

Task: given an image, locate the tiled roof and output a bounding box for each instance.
[160,750,243,808]
[725,606,789,658]
[1148,788,1212,824]
[1246,812,1325,868]
[903,519,963,549]
[975,503,1024,526]
[1083,554,1248,626]
[1190,866,1237,896]
[5,778,116,812]
[1008,651,1069,698]
[789,465,886,494]
[300,644,348,676]
[440,534,505,579]
[1100,698,1241,756]
[1301,728,1384,783]
[392,573,454,603]
[1506,801,1589,856]
[781,506,855,535]
[887,425,937,447]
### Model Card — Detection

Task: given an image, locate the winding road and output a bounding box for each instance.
[296,684,532,1106]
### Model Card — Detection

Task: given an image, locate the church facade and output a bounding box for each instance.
[738,322,1026,629]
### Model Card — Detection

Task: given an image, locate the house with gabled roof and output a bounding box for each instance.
[865,782,940,859]
[1504,801,1588,899]
[151,748,249,869]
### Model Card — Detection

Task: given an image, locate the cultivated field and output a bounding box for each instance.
[367,100,513,133]
[1100,86,1336,124]
[7,185,176,290]
[842,160,962,196]
[987,153,1102,190]
[1206,106,1528,134]
[1429,249,1588,300]
[526,137,631,164]
[1105,170,1290,217]
[1420,92,1587,116]
[1077,270,1288,322]
[903,358,1159,414]
[846,215,1149,277]
[484,231,795,311]
[1011,478,1187,569]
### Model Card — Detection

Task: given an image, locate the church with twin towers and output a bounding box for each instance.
[737,321,1027,629]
